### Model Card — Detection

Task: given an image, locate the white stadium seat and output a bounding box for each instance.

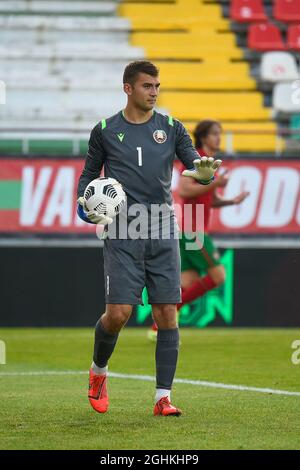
[4,75,124,90]
[273,82,300,114]
[0,16,130,31]
[0,43,143,60]
[0,30,130,46]
[0,60,133,81]
[260,52,299,82]
[0,1,119,15]
[0,90,128,120]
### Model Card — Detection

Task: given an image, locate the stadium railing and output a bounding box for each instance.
[1,127,299,157]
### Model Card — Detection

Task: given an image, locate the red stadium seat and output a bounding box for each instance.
[248,23,286,51]
[274,0,300,22]
[287,24,300,50]
[230,0,267,22]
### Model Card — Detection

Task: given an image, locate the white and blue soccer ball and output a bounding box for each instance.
[84,177,126,219]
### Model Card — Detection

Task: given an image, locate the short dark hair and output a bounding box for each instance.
[123,60,159,85]
[193,120,222,149]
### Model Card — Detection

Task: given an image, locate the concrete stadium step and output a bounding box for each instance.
[0,108,167,133]
[0,1,119,15]
[0,15,130,32]
[3,74,254,92]
[0,60,133,81]
[0,118,284,154]
[130,31,242,60]
[5,76,123,90]
[0,29,129,45]
[0,43,144,60]
[158,62,255,90]
[127,17,229,31]
[184,121,283,153]
[0,119,98,132]
[158,91,271,121]
[0,89,128,121]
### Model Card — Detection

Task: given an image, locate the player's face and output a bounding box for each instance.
[126,73,160,111]
[203,124,222,152]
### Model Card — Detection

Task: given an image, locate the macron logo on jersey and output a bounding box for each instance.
[117,133,125,142]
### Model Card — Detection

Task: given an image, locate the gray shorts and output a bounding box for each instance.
[103,238,181,305]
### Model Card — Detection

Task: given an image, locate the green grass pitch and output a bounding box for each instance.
[0,328,299,450]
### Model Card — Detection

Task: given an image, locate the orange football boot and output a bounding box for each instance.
[88,369,109,413]
[154,396,182,417]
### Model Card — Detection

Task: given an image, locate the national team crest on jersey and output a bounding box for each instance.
[153,129,167,144]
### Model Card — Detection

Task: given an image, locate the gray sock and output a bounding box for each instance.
[93,319,119,368]
[155,328,180,390]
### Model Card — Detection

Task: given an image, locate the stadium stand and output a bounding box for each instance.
[3,0,300,154]
[0,1,144,141]
[219,0,300,151]
[119,0,284,154]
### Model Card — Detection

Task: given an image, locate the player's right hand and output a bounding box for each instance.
[77,197,113,225]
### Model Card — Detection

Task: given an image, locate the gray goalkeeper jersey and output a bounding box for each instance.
[77,110,199,237]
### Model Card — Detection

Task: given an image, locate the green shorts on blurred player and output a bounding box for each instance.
[180,232,221,274]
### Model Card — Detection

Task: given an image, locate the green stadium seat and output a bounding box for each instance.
[290,114,300,140]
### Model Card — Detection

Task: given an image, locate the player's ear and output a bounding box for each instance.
[123,83,132,96]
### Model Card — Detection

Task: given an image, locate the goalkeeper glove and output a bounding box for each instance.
[77,197,113,225]
[182,156,222,184]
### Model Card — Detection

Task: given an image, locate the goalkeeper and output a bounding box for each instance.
[77,60,221,417]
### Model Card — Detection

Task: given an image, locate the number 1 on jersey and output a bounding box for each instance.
[137,147,143,167]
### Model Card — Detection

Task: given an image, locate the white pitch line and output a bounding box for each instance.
[0,370,300,397]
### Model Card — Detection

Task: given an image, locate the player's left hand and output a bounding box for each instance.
[232,191,250,205]
[182,156,222,185]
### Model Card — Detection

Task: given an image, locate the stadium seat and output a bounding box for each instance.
[0,30,130,46]
[118,2,229,31]
[273,82,300,113]
[158,91,271,121]
[0,59,130,84]
[184,121,284,152]
[287,24,300,50]
[0,43,143,61]
[0,89,128,121]
[289,114,300,140]
[230,0,267,23]
[260,52,299,82]
[0,15,131,33]
[274,0,300,22]
[131,31,243,60]
[0,1,118,15]
[158,61,255,90]
[248,23,286,51]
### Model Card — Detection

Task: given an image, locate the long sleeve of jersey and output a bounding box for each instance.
[77,124,107,197]
[174,119,200,170]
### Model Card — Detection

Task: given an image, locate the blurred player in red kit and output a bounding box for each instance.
[148,120,249,339]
